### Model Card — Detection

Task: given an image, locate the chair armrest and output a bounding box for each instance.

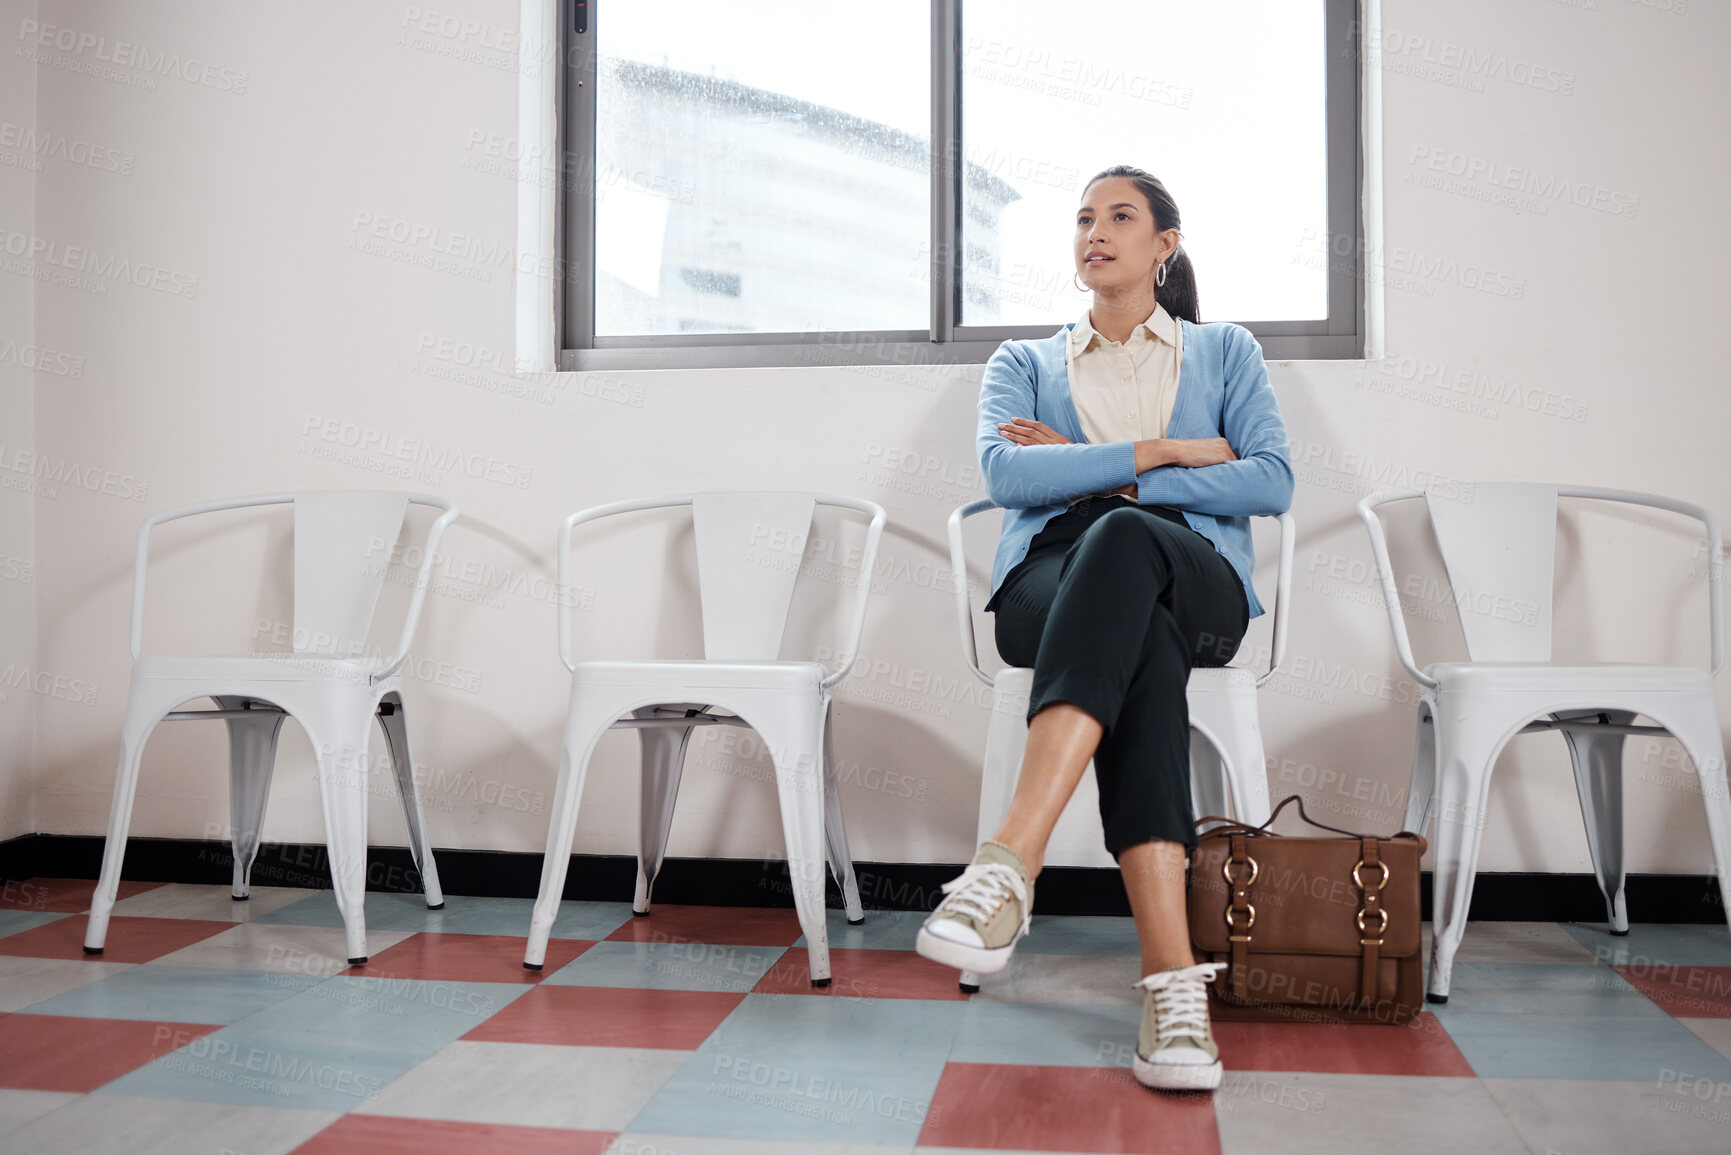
[1254,511,1297,687]
[948,500,999,688]
[813,495,887,690]
[129,493,305,661]
[1356,489,1440,690]
[370,495,460,682]
[1557,484,1724,677]
[557,495,692,673]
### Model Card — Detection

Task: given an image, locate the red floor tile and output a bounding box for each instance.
[0,914,234,963]
[291,1116,616,1155]
[606,904,805,947]
[0,1013,220,1092]
[0,877,163,913]
[919,1062,1221,1154]
[464,984,746,1049]
[353,933,594,984]
[1211,1011,1475,1076]
[1616,965,1731,1018]
[752,947,972,1001]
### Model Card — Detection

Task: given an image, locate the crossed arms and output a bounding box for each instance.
[975,325,1294,516]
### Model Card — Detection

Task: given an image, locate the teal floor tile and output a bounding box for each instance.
[629,993,966,1145]
[945,998,1141,1067]
[794,910,929,952]
[0,911,69,941]
[1014,915,1141,957]
[542,940,786,992]
[97,976,533,1110]
[1431,962,1663,1017]
[254,892,635,940]
[20,964,324,1024]
[1562,922,1731,968]
[1437,1008,1731,1081]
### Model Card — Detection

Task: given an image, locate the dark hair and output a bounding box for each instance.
[1083,165,1200,325]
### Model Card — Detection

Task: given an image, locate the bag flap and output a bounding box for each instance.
[1189,833,1423,958]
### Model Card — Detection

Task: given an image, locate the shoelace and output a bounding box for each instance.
[1134,962,1226,1047]
[937,862,1031,937]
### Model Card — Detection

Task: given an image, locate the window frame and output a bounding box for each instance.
[555,0,1365,371]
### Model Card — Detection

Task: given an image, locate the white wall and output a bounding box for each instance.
[15,0,1731,879]
[0,0,38,841]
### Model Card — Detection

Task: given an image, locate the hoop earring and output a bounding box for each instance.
[1073,272,1089,294]
[1155,261,1168,288]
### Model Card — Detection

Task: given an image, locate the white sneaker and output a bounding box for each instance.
[914,840,1033,974]
[1132,962,1227,1091]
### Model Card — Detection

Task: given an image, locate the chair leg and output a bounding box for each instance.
[758,700,832,986]
[214,696,286,901]
[633,702,702,915]
[1191,683,1273,828]
[1557,708,1636,934]
[1425,702,1501,1003]
[1187,733,1232,833]
[374,692,444,909]
[977,674,1034,845]
[525,691,613,969]
[968,676,1033,997]
[84,705,156,955]
[820,698,864,924]
[1660,695,1731,934]
[1403,702,1438,836]
[306,696,377,965]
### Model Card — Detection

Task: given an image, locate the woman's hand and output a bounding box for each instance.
[1135,437,1238,471]
[997,417,1071,446]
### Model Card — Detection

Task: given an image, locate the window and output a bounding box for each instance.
[557,0,1363,370]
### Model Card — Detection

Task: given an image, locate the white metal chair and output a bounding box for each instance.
[522,491,886,985]
[85,491,458,965]
[948,501,1294,990]
[1359,483,1731,1002]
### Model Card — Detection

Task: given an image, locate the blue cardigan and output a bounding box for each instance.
[978,318,1293,619]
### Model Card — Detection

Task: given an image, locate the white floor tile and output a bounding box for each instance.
[0,1091,79,1141]
[3,1093,337,1155]
[1482,1077,1731,1155]
[0,956,135,1012]
[147,922,415,975]
[355,1040,689,1130]
[108,883,316,922]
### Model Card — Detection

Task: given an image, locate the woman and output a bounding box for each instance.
[915,166,1293,1093]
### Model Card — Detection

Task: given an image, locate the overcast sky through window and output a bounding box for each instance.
[600,1,1326,325]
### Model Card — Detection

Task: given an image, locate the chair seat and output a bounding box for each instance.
[1187,666,1259,691]
[995,664,1257,692]
[135,654,387,684]
[572,659,828,691]
[1426,661,1714,695]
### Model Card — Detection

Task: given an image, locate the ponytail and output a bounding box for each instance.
[1157,245,1201,327]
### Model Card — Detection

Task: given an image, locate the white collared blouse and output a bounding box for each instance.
[1063,300,1183,505]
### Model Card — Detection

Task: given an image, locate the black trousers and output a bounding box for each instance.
[985,495,1250,856]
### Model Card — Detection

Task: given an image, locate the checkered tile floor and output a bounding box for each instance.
[1,878,1729,1153]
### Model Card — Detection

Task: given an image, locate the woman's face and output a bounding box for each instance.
[1074,176,1178,296]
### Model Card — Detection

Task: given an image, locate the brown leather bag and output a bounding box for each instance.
[1187,794,1429,1025]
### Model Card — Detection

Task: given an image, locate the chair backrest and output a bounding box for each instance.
[691,491,817,661]
[1424,483,1556,662]
[292,491,411,658]
[131,489,457,675]
[558,490,885,682]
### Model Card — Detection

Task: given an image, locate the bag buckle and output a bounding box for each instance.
[1352,859,1390,891]
[1222,855,1259,887]
[1224,904,1256,937]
